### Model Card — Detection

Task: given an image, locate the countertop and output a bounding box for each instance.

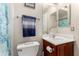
[43,34,75,45]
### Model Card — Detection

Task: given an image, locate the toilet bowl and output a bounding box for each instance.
[17,41,40,56]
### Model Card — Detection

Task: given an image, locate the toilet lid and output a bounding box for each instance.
[17,41,40,49]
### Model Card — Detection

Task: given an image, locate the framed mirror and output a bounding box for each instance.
[42,3,71,34]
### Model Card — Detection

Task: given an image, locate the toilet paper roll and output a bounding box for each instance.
[46,46,52,53]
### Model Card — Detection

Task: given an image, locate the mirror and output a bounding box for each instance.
[58,4,70,27]
[42,4,57,34]
[42,3,71,34]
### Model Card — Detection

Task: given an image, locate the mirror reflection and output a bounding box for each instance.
[58,4,70,27]
[42,4,57,34]
[42,3,71,34]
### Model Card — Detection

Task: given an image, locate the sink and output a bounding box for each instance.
[42,34,54,39]
[42,33,75,45]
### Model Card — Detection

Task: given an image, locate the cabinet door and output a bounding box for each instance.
[57,42,74,56]
[64,42,74,56]
[43,40,57,56]
[57,45,65,56]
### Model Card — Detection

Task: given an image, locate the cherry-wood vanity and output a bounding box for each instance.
[43,39,74,56]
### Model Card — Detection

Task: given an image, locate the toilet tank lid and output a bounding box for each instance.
[17,41,40,49]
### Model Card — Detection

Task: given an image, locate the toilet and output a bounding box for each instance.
[17,41,40,56]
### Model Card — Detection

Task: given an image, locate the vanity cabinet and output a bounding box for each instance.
[43,40,74,56]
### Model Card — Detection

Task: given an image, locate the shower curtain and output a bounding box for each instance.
[0,4,10,56]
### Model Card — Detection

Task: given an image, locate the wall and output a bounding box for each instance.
[58,27,71,34]
[9,3,43,56]
[71,4,79,56]
[8,3,15,56]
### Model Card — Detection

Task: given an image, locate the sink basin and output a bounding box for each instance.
[42,34,75,45]
[43,34,54,39]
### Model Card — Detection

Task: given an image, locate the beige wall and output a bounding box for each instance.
[58,27,71,34]
[9,3,43,56]
[71,4,79,56]
[8,3,15,56]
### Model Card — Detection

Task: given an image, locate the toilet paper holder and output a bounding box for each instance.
[46,46,55,53]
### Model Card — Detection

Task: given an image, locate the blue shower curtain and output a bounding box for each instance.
[0,4,10,56]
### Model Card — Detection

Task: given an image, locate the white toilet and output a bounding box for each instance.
[17,41,40,56]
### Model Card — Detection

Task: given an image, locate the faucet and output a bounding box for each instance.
[52,35,55,38]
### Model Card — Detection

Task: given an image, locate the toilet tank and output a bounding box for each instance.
[17,41,40,56]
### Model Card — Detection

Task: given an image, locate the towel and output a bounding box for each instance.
[22,15,36,37]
